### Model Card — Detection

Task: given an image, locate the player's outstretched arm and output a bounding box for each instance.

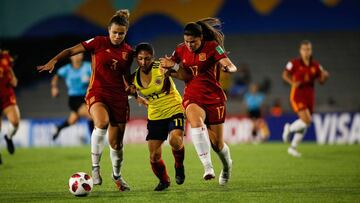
[37,44,86,73]
[318,69,329,84]
[8,68,18,87]
[219,58,237,73]
[159,55,175,69]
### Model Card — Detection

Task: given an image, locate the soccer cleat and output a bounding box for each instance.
[288,147,301,157]
[203,166,215,180]
[4,135,15,154]
[219,160,232,186]
[154,181,170,191]
[282,123,291,143]
[175,164,185,185]
[92,166,103,185]
[112,174,130,191]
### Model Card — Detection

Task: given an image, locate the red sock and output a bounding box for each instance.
[172,146,185,168]
[150,159,170,183]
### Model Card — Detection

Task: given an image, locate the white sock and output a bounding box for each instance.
[289,119,307,133]
[216,143,232,170]
[291,129,307,149]
[91,127,106,167]
[190,126,213,169]
[7,123,18,139]
[110,146,123,177]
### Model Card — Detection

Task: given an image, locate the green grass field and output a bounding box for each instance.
[0,143,359,202]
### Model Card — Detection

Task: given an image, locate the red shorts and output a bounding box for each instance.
[86,90,129,123]
[183,99,226,125]
[0,92,17,113]
[290,87,314,114]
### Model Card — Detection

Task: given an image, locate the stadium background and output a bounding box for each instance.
[1,0,360,147]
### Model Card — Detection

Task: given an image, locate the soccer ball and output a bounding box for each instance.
[68,172,93,196]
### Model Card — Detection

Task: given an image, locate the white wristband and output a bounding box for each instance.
[172,63,180,71]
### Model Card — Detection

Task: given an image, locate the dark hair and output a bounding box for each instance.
[109,9,130,28]
[135,43,154,56]
[300,40,312,47]
[184,17,225,49]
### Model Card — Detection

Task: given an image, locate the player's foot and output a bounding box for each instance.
[154,181,170,191]
[4,135,15,154]
[288,147,301,157]
[112,174,130,191]
[175,164,185,185]
[52,129,60,140]
[92,166,102,185]
[219,160,232,186]
[203,166,215,180]
[282,123,291,143]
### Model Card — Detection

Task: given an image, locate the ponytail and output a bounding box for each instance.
[109,9,130,28]
[184,17,225,49]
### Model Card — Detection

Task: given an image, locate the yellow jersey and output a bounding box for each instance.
[134,61,183,120]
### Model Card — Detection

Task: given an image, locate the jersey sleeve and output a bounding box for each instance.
[57,65,68,78]
[81,37,101,52]
[171,46,182,64]
[285,61,295,75]
[212,42,227,62]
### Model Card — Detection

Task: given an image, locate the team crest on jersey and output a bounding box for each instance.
[199,53,207,61]
[122,52,128,60]
[155,77,162,85]
[311,67,316,75]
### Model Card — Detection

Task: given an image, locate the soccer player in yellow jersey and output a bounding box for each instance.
[132,43,185,191]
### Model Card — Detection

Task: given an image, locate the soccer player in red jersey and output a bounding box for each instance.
[37,10,134,191]
[282,40,329,157]
[0,49,20,160]
[160,18,237,185]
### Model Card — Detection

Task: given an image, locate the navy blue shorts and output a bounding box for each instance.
[146,113,184,141]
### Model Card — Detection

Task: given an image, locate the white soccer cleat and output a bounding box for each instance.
[203,166,215,180]
[112,174,130,191]
[282,123,291,143]
[92,166,103,185]
[219,160,232,186]
[288,147,301,157]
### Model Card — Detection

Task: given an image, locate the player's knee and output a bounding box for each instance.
[169,136,183,150]
[150,152,161,162]
[94,120,109,129]
[189,120,204,128]
[109,140,123,150]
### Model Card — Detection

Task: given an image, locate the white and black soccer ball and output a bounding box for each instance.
[68,172,93,196]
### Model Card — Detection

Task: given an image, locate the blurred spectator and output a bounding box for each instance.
[229,63,251,98]
[244,83,269,142]
[258,76,272,95]
[270,98,283,117]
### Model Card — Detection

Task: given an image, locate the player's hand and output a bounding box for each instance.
[51,86,59,98]
[37,60,56,73]
[125,84,137,95]
[159,55,175,69]
[292,81,301,88]
[319,70,329,84]
[136,96,148,108]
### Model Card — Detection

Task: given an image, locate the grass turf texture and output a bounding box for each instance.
[0,143,359,202]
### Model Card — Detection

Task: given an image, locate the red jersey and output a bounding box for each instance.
[0,51,15,96]
[171,41,227,104]
[81,36,133,98]
[285,58,322,89]
[285,58,322,113]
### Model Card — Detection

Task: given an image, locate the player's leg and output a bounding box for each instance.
[77,103,94,133]
[0,119,2,164]
[287,109,311,157]
[89,102,109,185]
[53,111,79,140]
[148,140,170,191]
[186,103,214,180]
[208,124,233,186]
[108,122,130,191]
[169,128,185,185]
[3,104,20,154]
